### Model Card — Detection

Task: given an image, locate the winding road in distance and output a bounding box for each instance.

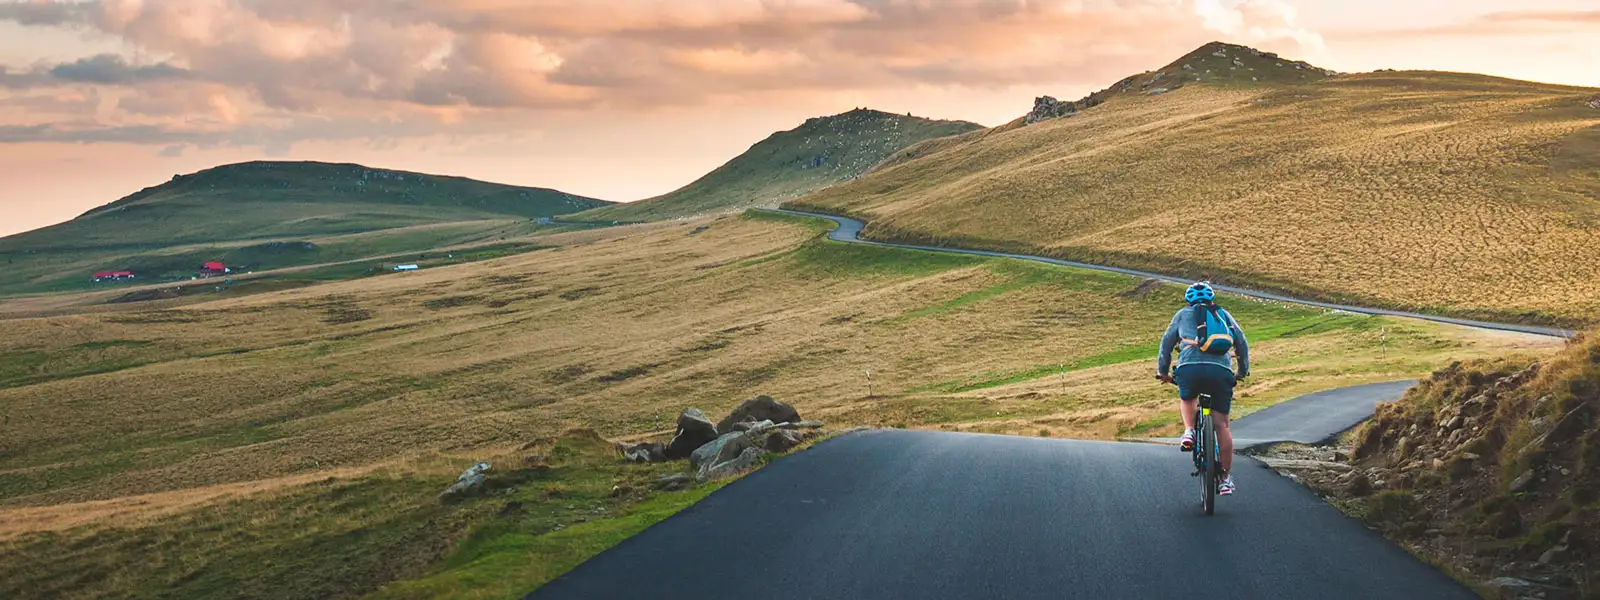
[770,208,1575,339]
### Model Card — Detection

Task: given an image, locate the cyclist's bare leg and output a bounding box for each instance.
[1215,412,1234,473]
[1179,397,1198,430]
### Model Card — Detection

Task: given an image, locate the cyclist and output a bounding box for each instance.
[1156,282,1249,496]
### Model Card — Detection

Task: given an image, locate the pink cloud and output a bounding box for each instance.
[0,0,1326,148]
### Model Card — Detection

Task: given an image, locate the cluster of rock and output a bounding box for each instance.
[1587,95,1600,110]
[1023,91,1112,124]
[619,395,827,482]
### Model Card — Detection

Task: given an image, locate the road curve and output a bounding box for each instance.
[768,208,1575,339]
[529,429,1475,600]
[1132,380,1419,449]
[1230,380,1416,446]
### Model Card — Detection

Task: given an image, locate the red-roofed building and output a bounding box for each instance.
[200,261,227,276]
[92,271,135,282]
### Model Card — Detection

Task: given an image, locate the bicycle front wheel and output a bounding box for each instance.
[1201,415,1216,516]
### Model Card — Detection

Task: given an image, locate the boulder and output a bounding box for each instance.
[699,447,763,482]
[665,408,718,459]
[716,396,801,432]
[763,428,804,453]
[781,420,825,430]
[439,462,492,502]
[620,442,666,463]
[691,432,754,471]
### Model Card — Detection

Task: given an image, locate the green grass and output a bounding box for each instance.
[0,431,743,600]
[574,110,981,222]
[741,209,834,233]
[786,238,984,278]
[0,161,606,295]
[927,344,1160,393]
[1,475,463,600]
[368,482,729,600]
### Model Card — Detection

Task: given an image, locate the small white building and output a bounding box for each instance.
[394,264,419,271]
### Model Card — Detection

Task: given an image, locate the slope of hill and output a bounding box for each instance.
[0,210,1552,599]
[1341,329,1600,596]
[0,161,609,294]
[788,42,1600,327]
[574,109,981,222]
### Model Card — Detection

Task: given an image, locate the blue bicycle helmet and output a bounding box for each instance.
[1185,282,1215,304]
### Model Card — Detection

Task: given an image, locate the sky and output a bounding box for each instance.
[1,0,1597,237]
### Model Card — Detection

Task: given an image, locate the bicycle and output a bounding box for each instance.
[1191,392,1220,516]
[1158,376,1224,515]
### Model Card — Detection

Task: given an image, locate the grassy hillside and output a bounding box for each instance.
[1323,329,1600,596]
[789,42,1600,328]
[574,109,981,222]
[0,211,1557,599]
[0,161,609,295]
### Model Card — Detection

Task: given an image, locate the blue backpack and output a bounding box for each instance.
[1193,303,1234,355]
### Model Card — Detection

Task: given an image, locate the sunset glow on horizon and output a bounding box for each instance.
[2,0,1597,237]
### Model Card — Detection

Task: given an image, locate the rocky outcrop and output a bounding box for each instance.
[717,395,801,432]
[1260,330,1600,599]
[665,408,719,459]
[439,462,491,502]
[1024,96,1077,124]
[1587,95,1600,110]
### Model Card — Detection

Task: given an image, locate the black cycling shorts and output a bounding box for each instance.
[1174,364,1236,414]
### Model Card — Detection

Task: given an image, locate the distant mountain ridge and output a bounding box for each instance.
[574,108,982,222]
[4,161,609,253]
[0,161,611,295]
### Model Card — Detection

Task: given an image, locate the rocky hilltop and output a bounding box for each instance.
[1024,41,1337,125]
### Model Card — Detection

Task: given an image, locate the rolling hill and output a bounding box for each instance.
[573,109,981,222]
[788,42,1600,327]
[0,161,610,294]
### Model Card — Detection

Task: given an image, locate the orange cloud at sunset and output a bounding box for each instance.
[0,0,1596,237]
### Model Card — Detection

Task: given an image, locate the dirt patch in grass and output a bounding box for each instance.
[422,295,484,310]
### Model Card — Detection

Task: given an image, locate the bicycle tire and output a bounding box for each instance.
[1201,413,1216,516]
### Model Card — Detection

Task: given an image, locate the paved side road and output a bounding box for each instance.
[769,208,1574,339]
[1230,380,1417,446]
[529,430,1475,600]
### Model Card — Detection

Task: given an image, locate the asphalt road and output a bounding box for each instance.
[530,429,1476,600]
[770,208,1574,339]
[1230,380,1416,446]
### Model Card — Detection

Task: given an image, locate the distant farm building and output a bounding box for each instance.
[393,264,419,271]
[91,271,135,282]
[200,261,228,277]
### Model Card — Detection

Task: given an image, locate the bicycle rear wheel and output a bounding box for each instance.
[1201,414,1216,516]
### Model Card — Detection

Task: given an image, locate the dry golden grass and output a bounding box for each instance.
[793,71,1600,326]
[0,211,1555,516]
[0,210,1565,599]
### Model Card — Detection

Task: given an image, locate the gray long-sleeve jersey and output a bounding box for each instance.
[1157,305,1249,377]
